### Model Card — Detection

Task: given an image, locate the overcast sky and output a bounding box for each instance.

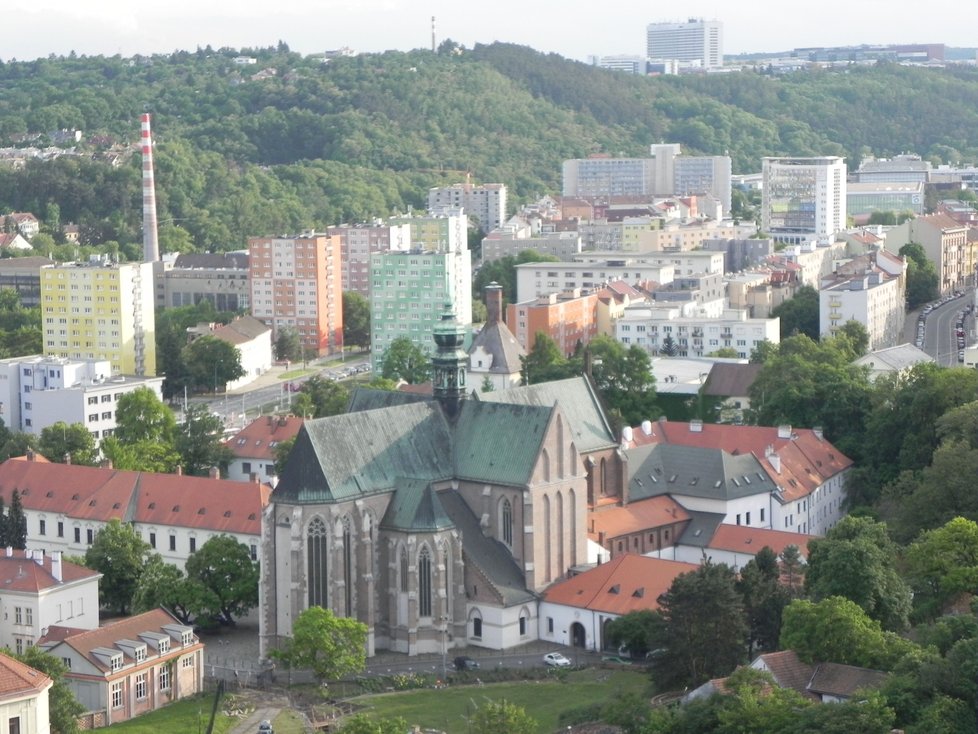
[3,1,972,63]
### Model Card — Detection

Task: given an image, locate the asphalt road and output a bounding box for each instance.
[917,292,974,366]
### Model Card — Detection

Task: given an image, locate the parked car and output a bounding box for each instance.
[454,655,480,671]
[258,721,273,734]
[543,652,572,667]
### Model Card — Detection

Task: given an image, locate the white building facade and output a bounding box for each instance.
[762,157,847,242]
[646,19,723,68]
[427,183,508,233]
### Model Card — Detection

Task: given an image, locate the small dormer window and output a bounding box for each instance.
[110,655,123,672]
[182,631,193,646]
[134,647,146,663]
[158,639,169,654]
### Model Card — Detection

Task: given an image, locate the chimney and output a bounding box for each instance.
[33,549,44,566]
[690,419,703,433]
[141,113,160,262]
[485,282,504,325]
[26,448,35,461]
[5,546,11,557]
[175,465,183,476]
[267,415,274,426]
[249,472,259,484]
[51,550,63,582]
[777,424,792,439]
[621,426,633,446]
[64,452,71,465]
[209,466,220,479]
[812,426,824,441]
[641,420,653,436]
[769,453,782,474]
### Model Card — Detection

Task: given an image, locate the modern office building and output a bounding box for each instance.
[761,157,847,242]
[427,184,507,233]
[248,234,344,357]
[369,248,472,372]
[40,260,156,376]
[646,19,723,69]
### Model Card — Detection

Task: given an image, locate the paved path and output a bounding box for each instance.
[227,706,282,734]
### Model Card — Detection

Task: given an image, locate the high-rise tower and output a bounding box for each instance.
[141,113,160,263]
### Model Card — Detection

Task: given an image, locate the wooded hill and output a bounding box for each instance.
[1,42,977,251]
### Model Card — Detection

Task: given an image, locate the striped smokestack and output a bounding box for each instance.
[141,113,160,262]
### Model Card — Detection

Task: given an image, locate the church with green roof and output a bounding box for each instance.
[259,307,621,658]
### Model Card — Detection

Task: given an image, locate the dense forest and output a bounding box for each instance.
[1,43,978,251]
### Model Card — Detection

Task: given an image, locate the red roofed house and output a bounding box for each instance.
[649,521,813,570]
[0,651,52,734]
[38,607,203,726]
[588,495,691,561]
[225,415,303,484]
[0,548,101,655]
[0,454,271,570]
[538,553,698,651]
[625,420,853,536]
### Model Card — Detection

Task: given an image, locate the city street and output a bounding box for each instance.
[915,291,975,366]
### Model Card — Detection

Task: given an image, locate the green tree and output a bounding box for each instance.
[835,319,870,358]
[659,334,678,357]
[100,436,182,473]
[780,596,916,669]
[0,431,38,464]
[15,646,85,734]
[905,517,978,620]
[38,421,98,466]
[900,242,939,310]
[270,606,368,683]
[296,375,350,418]
[707,347,740,358]
[342,291,371,350]
[473,250,558,304]
[176,404,233,476]
[84,518,151,615]
[130,554,197,625]
[181,335,244,393]
[380,337,431,384]
[737,546,789,655]
[805,516,911,631]
[587,335,659,428]
[184,535,259,624]
[471,699,538,734]
[520,332,575,385]
[650,561,747,688]
[771,285,820,340]
[273,435,297,477]
[604,609,659,658]
[113,387,177,445]
[274,326,302,362]
[780,544,805,595]
[1,489,27,549]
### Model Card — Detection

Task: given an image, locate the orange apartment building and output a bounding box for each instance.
[507,289,601,356]
[248,235,343,356]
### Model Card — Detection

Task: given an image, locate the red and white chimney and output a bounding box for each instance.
[141,113,160,262]
[485,282,503,325]
[51,551,63,582]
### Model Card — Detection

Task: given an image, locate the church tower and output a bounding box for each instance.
[431,304,468,418]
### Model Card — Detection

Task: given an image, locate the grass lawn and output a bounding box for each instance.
[102,694,234,733]
[271,708,308,732]
[279,367,317,380]
[344,669,651,733]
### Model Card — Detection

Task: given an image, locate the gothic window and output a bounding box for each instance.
[472,615,483,638]
[501,499,513,546]
[307,517,328,608]
[342,517,353,617]
[419,546,432,618]
[399,547,408,592]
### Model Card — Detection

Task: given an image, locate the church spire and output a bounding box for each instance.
[431,303,468,419]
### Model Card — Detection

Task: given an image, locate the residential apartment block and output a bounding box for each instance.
[389,210,468,253]
[428,183,507,233]
[819,250,906,350]
[481,229,582,264]
[507,289,602,356]
[615,305,780,360]
[0,356,164,441]
[369,248,472,371]
[327,222,411,297]
[562,157,656,198]
[40,260,156,376]
[248,235,343,356]
[885,214,973,294]
[762,156,847,241]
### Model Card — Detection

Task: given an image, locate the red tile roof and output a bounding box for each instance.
[707,525,813,559]
[0,550,100,593]
[589,496,690,541]
[226,415,304,461]
[752,650,819,700]
[0,651,51,702]
[40,608,197,673]
[0,457,271,535]
[627,421,852,504]
[542,554,698,615]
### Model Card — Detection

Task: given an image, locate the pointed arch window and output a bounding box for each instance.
[342,517,353,616]
[400,547,409,592]
[419,546,432,618]
[502,498,513,546]
[307,517,328,608]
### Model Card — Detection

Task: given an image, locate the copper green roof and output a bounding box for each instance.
[347,387,430,413]
[274,402,453,504]
[453,400,553,485]
[476,376,616,453]
[380,479,454,532]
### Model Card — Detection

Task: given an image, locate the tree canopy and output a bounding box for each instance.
[184,535,259,624]
[271,605,368,683]
[380,337,431,384]
[84,518,152,615]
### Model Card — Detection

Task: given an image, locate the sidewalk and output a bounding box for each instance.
[225,351,370,397]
